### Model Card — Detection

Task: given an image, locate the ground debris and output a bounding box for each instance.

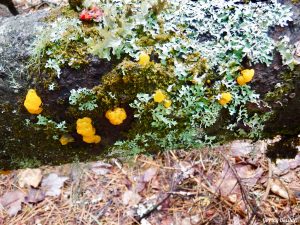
[0,141,299,224]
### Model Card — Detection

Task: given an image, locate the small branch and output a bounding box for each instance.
[262,159,272,201]
[219,152,262,223]
[136,193,171,222]
[97,200,113,219]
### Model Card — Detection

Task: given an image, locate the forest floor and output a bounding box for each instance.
[0,139,299,225]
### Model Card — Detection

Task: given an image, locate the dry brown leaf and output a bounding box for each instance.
[217,163,263,196]
[0,190,25,216]
[289,154,300,169]
[230,140,253,157]
[142,167,158,182]
[41,173,68,197]
[230,216,242,225]
[135,167,158,193]
[269,178,296,203]
[235,165,264,187]
[18,168,42,188]
[273,154,300,175]
[122,190,141,206]
[90,161,112,175]
[25,187,45,203]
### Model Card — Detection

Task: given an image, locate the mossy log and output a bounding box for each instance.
[0,3,300,169]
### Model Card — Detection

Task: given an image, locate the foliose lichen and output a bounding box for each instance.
[27,0,296,156]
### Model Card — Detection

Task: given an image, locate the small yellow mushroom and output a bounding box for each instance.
[218,92,232,106]
[24,89,43,114]
[59,134,74,145]
[241,69,254,83]
[83,135,101,144]
[105,107,127,125]
[153,89,166,103]
[138,52,150,66]
[76,117,101,144]
[237,76,247,86]
[76,117,96,137]
[164,99,172,108]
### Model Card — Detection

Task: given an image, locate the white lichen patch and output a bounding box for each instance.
[29,0,295,154]
[69,88,98,111]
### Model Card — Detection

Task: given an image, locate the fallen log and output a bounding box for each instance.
[0,1,299,169]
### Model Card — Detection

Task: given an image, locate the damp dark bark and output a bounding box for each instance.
[0,3,299,169]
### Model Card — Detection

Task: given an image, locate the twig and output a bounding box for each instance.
[168,191,198,196]
[136,193,172,222]
[262,159,272,201]
[219,152,262,223]
[193,177,246,218]
[97,200,113,219]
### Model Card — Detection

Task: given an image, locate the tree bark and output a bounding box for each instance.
[0,3,299,169]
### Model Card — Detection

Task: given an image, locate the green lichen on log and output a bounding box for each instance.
[1,0,300,168]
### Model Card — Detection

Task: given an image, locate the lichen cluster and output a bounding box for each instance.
[27,0,296,156]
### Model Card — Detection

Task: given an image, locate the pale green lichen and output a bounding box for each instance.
[276,36,296,70]
[36,115,67,132]
[29,0,295,156]
[69,88,98,111]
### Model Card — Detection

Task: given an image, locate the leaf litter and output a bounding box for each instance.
[0,140,299,224]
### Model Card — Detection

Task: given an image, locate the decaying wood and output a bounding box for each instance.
[0,1,300,169]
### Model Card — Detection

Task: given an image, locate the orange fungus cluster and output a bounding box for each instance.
[76,117,101,144]
[105,107,127,125]
[153,90,172,108]
[138,52,150,66]
[237,69,255,86]
[24,89,43,114]
[59,134,74,145]
[218,92,232,106]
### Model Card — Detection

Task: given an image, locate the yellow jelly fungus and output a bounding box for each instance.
[218,92,232,106]
[241,69,254,83]
[59,134,74,145]
[138,52,150,66]
[164,99,172,108]
[153,89,166,103]
[83,135,101,144]
[76,117,101,144]
[24,89,43,114]
[105,107,127,125]
[237,76,247,86]
[76,117,95,137]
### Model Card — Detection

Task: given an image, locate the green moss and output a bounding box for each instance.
[264,83,294,102]
[12,157,42,169]
[264,69,297,102]
[93,59,176,111]
[45,6,79,22]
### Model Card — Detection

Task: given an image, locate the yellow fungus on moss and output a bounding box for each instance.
[83,135,101,144]
[138,52,150,66]
[218,92,232,106]
[24,89,43,114]
[237,69,255,86]
[237,76,247,86]
[76,117,95,137]
[164,99,172,108]
[76,117,101,144]
[59,134,74,145]
[153,89,166,103]
[105,107,127,125]
[241,69,254,83]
